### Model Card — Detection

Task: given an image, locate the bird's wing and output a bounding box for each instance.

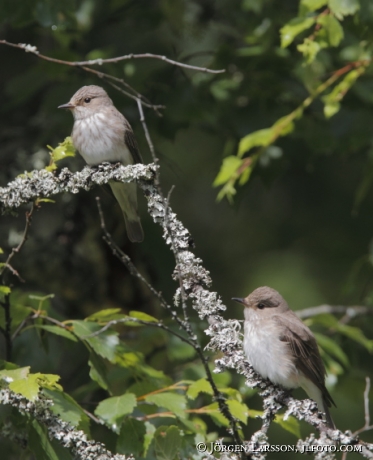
[124,119,143,164]
[274,314,336,407]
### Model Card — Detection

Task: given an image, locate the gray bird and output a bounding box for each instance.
[233,286,336,428]
[58,85,144,242]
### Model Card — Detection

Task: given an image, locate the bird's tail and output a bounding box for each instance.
[322,395,336,430]
[109,181,144,243]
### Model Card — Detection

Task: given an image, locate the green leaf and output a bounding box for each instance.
[0,286,11,295]
[129,311,158,322]
[88,352,111,391]
[238,128,273,157]
[86,308,125,322]
[329,0,360,19]
[336,324,373,352]
[314,332,349,367]
[187,378,213,400]
[0,366,30,382]
[144,421,156,456]
[145,392,187,419]
[33,325,78,342]
[301,0,328,12]
[29,419,60,460]
[213,156,243,187]
[317,15,344,47]
[202,402,228,426]
[44,389,90,431]
[322,69,363,118]
[153,425,182,460]
[9,374,40,401]
[280,17,316,48]
[47,136,75,163]
[72,320,119,361]
[117,418,146,456]
[226,400,249,424]
[95,393,137,431]
[274,414,301,438]
[297,38,322,63]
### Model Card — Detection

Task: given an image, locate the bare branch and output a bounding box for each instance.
[297,304,372,321]
[0,40,225,74]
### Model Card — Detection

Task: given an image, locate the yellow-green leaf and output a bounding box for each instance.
[187,378,213,400]
[275,414,301,438]
[129,311,158,323]
[280,17,316,48]
[213,156,243,186]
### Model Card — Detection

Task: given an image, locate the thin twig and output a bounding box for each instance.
[297,304,371,321]
[0,203,35,281]
[0,40,225,74]
[1,295,12,361]
[342,377,373,460]
[82,408,105,425]
[136,98,159,165]
[85,317,193,348]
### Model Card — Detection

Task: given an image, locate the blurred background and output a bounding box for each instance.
[1,0,373,458]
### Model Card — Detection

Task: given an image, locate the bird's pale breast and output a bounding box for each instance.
[72,112,133,166]
[243,312,299,388]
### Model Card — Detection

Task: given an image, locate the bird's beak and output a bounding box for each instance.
[58,102,75,109]
[232,297,246,306]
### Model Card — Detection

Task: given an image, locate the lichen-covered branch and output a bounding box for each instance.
[0,389,128,460]
[0,163,156,212]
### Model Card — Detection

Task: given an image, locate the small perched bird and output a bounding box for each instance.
[233,286,336,428]
[58,85,144,242]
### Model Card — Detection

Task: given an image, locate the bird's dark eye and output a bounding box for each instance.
[84,98,91,103]
[257,303,265,309]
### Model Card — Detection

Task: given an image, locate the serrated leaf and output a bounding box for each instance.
[44,389,89,430]
[202,402,228,426]
[213,156,243,186]
[33,325,78,342]
[9,375,40,401]
[227,400,249,424]
[280,17,316,48]
[117,418,146,456]
[274,414,301,438]
[145,392,187,419]
[154,425,182,460]
[187,378,213,400]
[47,136,75,163]
[0,366,30,382]
[95,393,137,431]
[144,421,156,456]
[329,0,360,19]
[72,320,119,361]
[129,311,158,322]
